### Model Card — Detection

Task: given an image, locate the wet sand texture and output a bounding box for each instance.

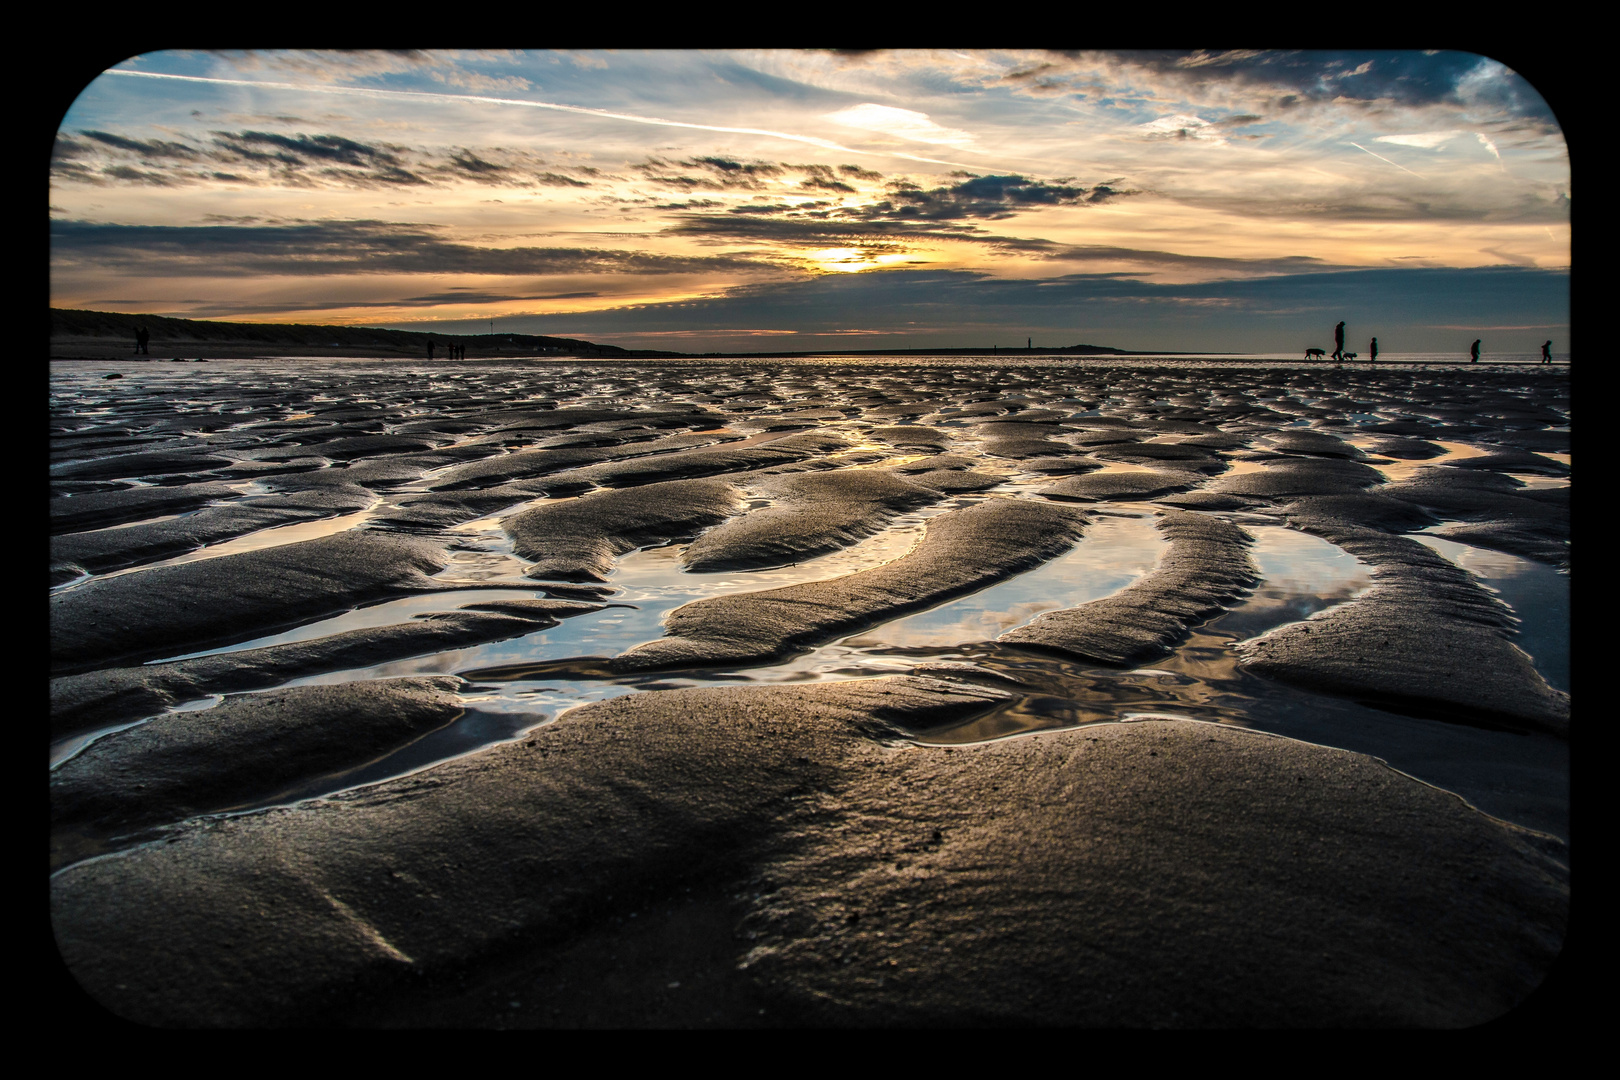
[49,480,240,534]
[1208,456,1386,497]
[999,509,1258,665]
[1261,430,1367,458]
[50,605,596,737]
[504,478,743,582]
[52,677,465,833]
[552,440,825,488]
[50,449,236,482]
[50,680,1565,1028]
[50,488,378,579]
[1237,516,1569,735]
[1381,467,1569,567]
[611,499,1085,672]
[681,470,948,572]
[1037,469,1196,501]
[372,477,594,530]
[1091,441,1228,474]
[870,425,949,451]
[427,431,730,491]
[49,531,448,676]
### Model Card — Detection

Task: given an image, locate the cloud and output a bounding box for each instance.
[50,126,601,191]
[50,218,777,277]
[428,68,534,94]
[1135,114,1224,142]
[218,49,435,84]
[652,172,1144,260]
[824,103,976,147]
[78,131,202,159]
[1375,130,1465,149]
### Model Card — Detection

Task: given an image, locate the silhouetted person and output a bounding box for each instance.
[1470,339,1480,363]
[134,326,149,355]
[1542,340,1552,364]
[428,340,435,360]
[1332,321,1345,361]
[1369,337,1378,363]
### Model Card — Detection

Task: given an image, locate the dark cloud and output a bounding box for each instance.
[634,156,785,191]
[536,172,592,187]
[851,173,1139,221]
[797,165,857,193]
[395,290,602,305]
[657,172,1140,253]
[80,131,201,159]
[213,131,400,167]
[50,218,777,277]
[448,150,512,177]
[633,158,884,197]
[209,130,429,185]
[1058,50,1559,128]
[100,165,182,187]
[51,128,601,191]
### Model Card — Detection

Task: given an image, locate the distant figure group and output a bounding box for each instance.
[133,326,149,355]
[432,342,467,360]
[1310,326,1554,366]
[1313,324,1377,364]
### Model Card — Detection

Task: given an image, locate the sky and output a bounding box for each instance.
[49,49,1570,354]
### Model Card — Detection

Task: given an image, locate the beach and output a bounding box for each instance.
[49,354,1570,1027]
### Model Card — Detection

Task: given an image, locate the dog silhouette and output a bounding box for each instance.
[1342,352,1357,361]
[1305,348,1326,360]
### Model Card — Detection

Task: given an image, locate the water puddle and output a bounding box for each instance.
[842,511,1164,648]
[1415,535,1569,692]
[1347,439,1495,483]
[912,523,1374,745]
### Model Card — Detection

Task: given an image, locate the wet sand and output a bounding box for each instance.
[49,356,1570,1027]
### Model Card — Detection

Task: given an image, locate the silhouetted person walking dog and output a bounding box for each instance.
[1332,321,1345,362]
[1542,340,1552,364]
[1370,337,1378,363]
[1470,339,1480,363]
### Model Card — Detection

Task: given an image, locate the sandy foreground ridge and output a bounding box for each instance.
[49,356,1570,1027]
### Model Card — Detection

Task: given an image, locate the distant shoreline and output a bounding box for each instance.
[49,309,1565,364]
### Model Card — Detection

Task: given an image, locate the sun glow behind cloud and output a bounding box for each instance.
[50,48,1569,351]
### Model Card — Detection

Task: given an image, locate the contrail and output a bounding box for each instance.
[104,68,983,170]
[1348,142,1422,177]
